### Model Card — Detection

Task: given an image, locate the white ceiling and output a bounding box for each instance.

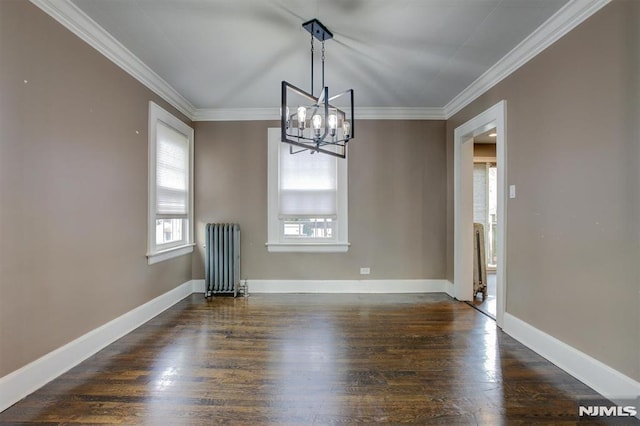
[68,0,570,113]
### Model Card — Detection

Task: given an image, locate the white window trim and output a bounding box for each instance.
[266,128,349,253]
[147,101,194,264]
[147,244,195,265]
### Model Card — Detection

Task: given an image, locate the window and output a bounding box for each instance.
[283,218,334,239]
[267,128,349,252]
[147,101,194,264]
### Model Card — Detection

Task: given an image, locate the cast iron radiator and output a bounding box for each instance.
[473,222,487,300]
[205,223,240,297]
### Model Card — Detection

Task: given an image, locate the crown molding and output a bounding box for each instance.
[31,0,610,123]
[29,0,196,120]
[193,107,446,121]
[355,107,446,120]
[193,108,279,121]
[29,0,444,123]
[443,0,611,119]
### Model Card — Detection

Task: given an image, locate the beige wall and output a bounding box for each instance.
[0,1,192,376]
[446,0,640,380]
[193,120,447,281]
[4,0,637,391]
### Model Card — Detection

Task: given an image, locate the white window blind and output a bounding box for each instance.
[156,121,189,216]
[278,143,337,217]
[473,163,487,230]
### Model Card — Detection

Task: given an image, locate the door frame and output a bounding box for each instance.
[454,100,506,328]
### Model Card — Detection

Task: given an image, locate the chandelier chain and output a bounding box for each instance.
[321,41,326,90]
[310,34,315,96]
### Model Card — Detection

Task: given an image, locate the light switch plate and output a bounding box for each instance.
[509,185,516,199]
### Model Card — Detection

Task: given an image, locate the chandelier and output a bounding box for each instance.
[281,19,354,158]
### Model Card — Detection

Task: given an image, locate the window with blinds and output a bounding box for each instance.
[267,128,349,252]
[147,102,194,264]
[278,141,337,239]
[156,121,189,217]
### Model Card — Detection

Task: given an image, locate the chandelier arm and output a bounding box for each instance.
[289,144,309,155]
[284,138,345,158]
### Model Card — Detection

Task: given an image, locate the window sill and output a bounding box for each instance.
[266,242,350,253]
[147,243,195,265]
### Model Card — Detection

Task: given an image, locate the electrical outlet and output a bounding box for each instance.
[360,267,371,275]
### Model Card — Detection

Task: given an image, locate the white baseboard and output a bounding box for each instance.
[503,313,640,405]
[193,278,453,296]
[442,280,455,297]
[245,279,452,294]
[0,280,195,413]
[192,279,205,293]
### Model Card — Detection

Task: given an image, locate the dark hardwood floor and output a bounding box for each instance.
[0,293,626,425]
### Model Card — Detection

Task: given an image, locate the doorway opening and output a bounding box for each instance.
[453,100,506,328]
[470,130,498,319]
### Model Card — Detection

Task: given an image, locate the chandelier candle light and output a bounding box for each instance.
[281,19,354,158]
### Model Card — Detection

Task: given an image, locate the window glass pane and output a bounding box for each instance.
[488,165,498,267]
[155,218,184,245]
[283,218,333,239]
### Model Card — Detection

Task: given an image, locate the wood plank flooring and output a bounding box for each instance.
[0,293,626,425]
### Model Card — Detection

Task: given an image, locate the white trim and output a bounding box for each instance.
[454,101,506,328]
[504,313,640,407]
[192,107,446,122]
[193,108,279,121]
[193,278,453,296]
[0,280,195,413]
[245,279,452,294]
[354,107,445,120]
[29,0,196,119]
[147,243,195,265]
[267,128,349,252]
[147,101,194,264]
[265,242,350,253]
[444,0,611,118]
